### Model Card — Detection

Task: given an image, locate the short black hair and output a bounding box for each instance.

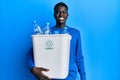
[54,2,68,11]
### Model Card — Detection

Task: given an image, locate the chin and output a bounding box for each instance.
[58,21,65,24]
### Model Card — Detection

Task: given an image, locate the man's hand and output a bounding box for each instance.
[31,67,50,80]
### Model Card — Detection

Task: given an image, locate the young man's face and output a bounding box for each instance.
[54,6,68,25]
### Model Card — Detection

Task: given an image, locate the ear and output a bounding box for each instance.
[66,13,69,19]
[67,13,69,17]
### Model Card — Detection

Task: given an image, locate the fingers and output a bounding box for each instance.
[39,72,51,80]
[32,67,50,80]
[39,67,50,80]
[38,67,49,72]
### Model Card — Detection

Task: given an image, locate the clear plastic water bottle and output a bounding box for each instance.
[43,22,51,34]
[53,30,59,34]
[62,27,68,34]
[33,20,42,34]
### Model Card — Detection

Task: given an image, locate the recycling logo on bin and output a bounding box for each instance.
[45,40,54,50]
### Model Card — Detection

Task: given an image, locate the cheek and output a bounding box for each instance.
[64,14,68,18]
[64,15,68,19]
[54,13,58,18]
[54,14,58,17]
[56,14,60,17]
[54,15,58,19]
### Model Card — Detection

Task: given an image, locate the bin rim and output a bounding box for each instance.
[31,34,72,40]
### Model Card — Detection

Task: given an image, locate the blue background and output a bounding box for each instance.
[0,0,120,80]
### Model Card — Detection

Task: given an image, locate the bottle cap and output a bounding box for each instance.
[33,20,37,24]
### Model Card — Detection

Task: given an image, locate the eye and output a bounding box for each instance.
[63,11,68,14]
[55,11,60,14]
[55,11,68,14]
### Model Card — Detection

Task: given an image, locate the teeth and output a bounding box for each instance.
[59,17,64,20]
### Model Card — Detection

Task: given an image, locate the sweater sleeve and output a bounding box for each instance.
[26,47,35,70]
[75,31,86,80]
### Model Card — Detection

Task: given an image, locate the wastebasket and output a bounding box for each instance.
[32,34,71,79]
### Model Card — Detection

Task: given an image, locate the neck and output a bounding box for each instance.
[56,23,66,28]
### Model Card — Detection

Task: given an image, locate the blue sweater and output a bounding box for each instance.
[26,26,86,80]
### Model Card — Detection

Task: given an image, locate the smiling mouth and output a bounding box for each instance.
[59,17,64,21]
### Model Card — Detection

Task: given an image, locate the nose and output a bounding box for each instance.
[59,12,64,17]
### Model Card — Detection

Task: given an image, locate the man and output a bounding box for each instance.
[26,2,86,80]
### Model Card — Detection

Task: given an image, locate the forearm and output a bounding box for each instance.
[26,47,35,70]
[76,31,86,80]
[76,57,86,80]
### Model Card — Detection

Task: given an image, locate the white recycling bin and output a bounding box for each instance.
[32,34,71,79]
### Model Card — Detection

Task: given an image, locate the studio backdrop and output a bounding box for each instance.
[0,0,119,80]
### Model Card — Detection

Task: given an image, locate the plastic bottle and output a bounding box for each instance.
[53,30,59,34]
[43,22,51,34]
[33,20,42,34]
[62,27,68,34]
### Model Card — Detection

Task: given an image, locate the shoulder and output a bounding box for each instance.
[50,26,54,30]
[68,27,80,35]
